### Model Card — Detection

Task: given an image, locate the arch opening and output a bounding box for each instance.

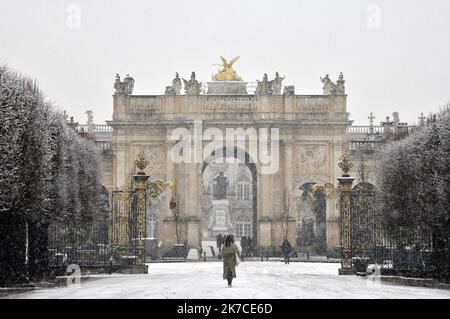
[201,147,257,251]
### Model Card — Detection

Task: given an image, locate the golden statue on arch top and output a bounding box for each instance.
[212,56,242,81]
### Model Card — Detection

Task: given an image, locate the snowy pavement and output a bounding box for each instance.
[4,262,450,299]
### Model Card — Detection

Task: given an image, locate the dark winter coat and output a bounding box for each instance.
[216,235,223,248]
[222,243,240,279]
[281,240,293,255]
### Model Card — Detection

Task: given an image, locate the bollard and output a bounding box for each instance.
[203,251,206,262]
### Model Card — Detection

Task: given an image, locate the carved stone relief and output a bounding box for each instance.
[297,144,328,173]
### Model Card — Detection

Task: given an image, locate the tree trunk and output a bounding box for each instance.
[28,221,50,281]
[432,223,450,281]
[0,212,27,286]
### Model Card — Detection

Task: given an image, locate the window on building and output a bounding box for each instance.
[236,215,252,237]
[147,197,163,239]
[147,208,161,239]
[148,214,157,238]
[237,182,250,200]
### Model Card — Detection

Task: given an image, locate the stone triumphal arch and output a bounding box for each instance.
[104,66,350,254]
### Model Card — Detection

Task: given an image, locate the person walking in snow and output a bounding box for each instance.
[216,233,223,252]
[247,236,254,256]
[241,236,248,257]
[281,239,293,264]
[222,235,240,287]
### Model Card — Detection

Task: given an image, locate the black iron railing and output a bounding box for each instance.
[47,218,111,268]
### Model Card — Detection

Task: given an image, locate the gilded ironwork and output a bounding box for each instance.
[120,189,131,201]
[109,150,175,267]
[357,194,368,209]
[134,174,149,265]
[324,182,338,200]
[147,179,164,199]
[358,211,367,259]
[338,153,353,177]
[135,149,149,172]
[111,190,135,262]
[308,183,323,219]
[351,183,377,264]
[119,192,130,247]
[338,177,354,272]
[166,180,176,191]
[341,193,352,269]
[337,163,378,274]
[311,183,322,194]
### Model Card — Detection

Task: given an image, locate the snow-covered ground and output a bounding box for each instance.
[4,262,450,299]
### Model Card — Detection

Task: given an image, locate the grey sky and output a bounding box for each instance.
[1,0,449,126]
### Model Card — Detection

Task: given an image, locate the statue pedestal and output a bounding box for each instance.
[211,200,230,235]
[206,81,248,95]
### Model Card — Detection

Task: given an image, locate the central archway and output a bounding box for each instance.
[201,147,257,246]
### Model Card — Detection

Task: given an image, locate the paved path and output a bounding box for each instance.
[4,262,450,299]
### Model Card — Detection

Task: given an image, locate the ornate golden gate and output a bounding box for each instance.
[110,150,173,269]
[111,190,144,265]
[338,154,379,275]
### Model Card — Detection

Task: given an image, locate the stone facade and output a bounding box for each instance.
[98,72,352,254]
[82,100,418,257]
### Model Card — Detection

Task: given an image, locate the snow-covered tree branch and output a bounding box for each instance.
[0,64,104,285]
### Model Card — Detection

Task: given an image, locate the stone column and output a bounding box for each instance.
[113,145,128,189]
[166,95,174,114]
[283,139,296,245]
[258,95,271,114]
[186,95,200,114]
[163,140,176,246]
[112,94,127,121]
[284,139,293,193]
[333,94,347,113]
[326,142,340,250]
[258,170,272,247]
[186,162,201,248]
[283,94,295,114]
